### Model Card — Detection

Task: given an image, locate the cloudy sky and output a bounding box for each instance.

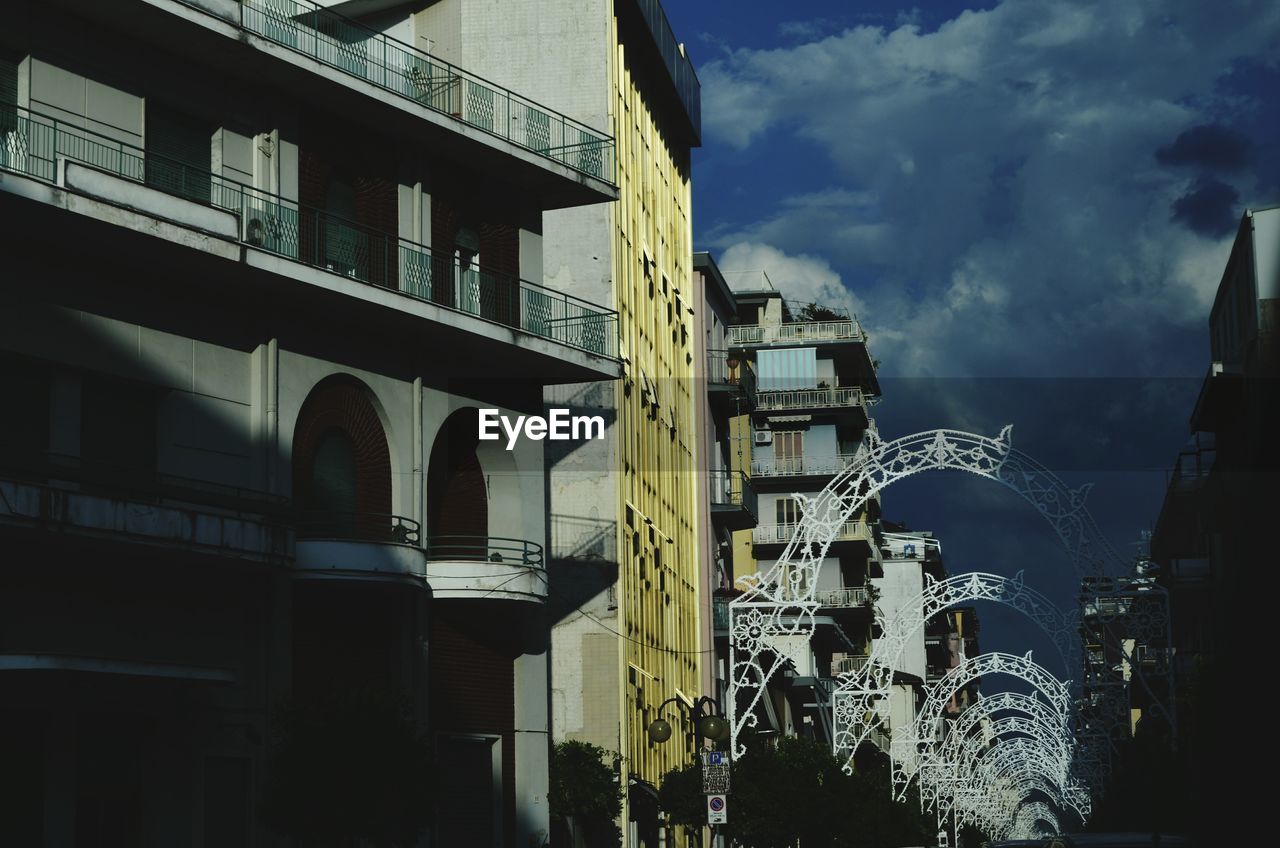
[665,0,1280,661]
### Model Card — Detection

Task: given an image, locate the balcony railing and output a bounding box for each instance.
[729,319,865,347]
[755,386,863,413]
[297,511,421,544]
[750,454,859,478]
[832,654,871,675]
[707,349,757,405]
[713,595,732,631]
[815,586,870,608]
[753,519,873,546]
[0,104,618,359]
[709,469,757,518]
[424,535,544,568]
[879,532,942,560]
[240,0,614,183]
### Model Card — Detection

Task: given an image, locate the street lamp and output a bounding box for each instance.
[646,696,730,744]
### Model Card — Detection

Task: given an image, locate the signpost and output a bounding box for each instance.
[707,793,727,825]
[701,750,731,794]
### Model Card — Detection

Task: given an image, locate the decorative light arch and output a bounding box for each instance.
[730,426,1125,758]
[832,570,1079,766]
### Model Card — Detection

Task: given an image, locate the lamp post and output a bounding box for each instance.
[646,695,730,745]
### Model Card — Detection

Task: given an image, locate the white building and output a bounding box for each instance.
[0,1,619,844]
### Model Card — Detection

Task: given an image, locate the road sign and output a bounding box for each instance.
[701,751,731,794]
[707,793,727,825]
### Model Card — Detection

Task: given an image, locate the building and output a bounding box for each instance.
[446,2,703,844]
[1,1,620,844]
[1148,203,1279,840]
[722,276,883,747]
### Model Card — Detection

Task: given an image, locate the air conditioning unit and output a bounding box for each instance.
[754,430,772,445]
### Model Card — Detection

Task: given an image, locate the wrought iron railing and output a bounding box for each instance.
[0,103,618,358]
[708,469,757,519]
[728,319,865,346]
[424,535,544,568]
[755,386,863,412]
[296,510,421,544]
[752,519,873,546]
[239,0,614,183]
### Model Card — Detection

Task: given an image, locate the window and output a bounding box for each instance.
[145,104,213,203]
[309,429,357,516]
[774,431,803,474]
[776,496,801,527]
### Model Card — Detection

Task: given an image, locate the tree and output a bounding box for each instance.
[797,302,844,322]
[259,686,434,847]
[657,736,929,848]
[549,740,623,847]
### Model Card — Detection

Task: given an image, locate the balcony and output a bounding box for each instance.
[0,450,291,563]
[752,519,875,549]
[729,319,866,348]
[754,386,866,423]
[750,453,858,480]
[295,511,427,584]
[713,595,732,634]
[815,586,871,610]
[832,654,871,676]
[236,0,614,184]
[424,535,547,603]
[708,469,758,531]
[879,532,942,561]
[0,104,619,363]
[706,349,757,412]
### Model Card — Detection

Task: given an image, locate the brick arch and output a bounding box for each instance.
[293,376,391,533]
[427,408,488,545]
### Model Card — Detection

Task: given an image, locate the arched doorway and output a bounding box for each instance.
[426,408,488,557]
[292,375,392,540]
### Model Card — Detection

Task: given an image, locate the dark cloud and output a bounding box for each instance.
[1155,124,1251,171]
[1171,178,1240,237]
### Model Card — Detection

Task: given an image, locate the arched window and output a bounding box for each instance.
[309,428,357,516]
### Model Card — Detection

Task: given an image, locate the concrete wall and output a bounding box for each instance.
[874,558,927,681]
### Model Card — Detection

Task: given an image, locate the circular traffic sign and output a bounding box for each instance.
[709,796,725,812]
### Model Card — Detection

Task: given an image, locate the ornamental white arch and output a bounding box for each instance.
[730,426,1125,759]
[832,570,1079,767]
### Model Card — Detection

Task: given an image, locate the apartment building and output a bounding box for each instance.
[436,1,703,844]
[0,1,620,845]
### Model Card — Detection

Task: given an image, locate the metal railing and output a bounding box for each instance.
[424,535,544,568]
[815,586,870,608]
[755,386,862,412]
[0,103,618,359]
[752,519,872,546]
[728,319,865,346]
[879,532,942,560]
[240,0,614,183]
[708,469,757,519]
[713,595,732,631]
[706,349,757,404]
[750,454,859,478]
[296,510,421,544]
[832,654,871,675]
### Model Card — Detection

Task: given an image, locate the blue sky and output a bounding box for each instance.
[665,1,1280,658]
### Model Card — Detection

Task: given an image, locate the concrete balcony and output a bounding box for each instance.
[729,319,866,348]
[750,453,859,480]
[0,107,620,384]
[832,654,871,676]
[0,453,291,563]
[815,586,871,609]
[44,0,616,207]
[294,512,427,585]
[708,469,758,531]
[754,386,867,426]
[752,519,875,550]
[425,535,547,604]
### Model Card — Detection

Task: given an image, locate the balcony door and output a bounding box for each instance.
[427,409,488,559]
[774,430,804,475]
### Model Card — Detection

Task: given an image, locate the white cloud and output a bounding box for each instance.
[695,0,1279,377]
